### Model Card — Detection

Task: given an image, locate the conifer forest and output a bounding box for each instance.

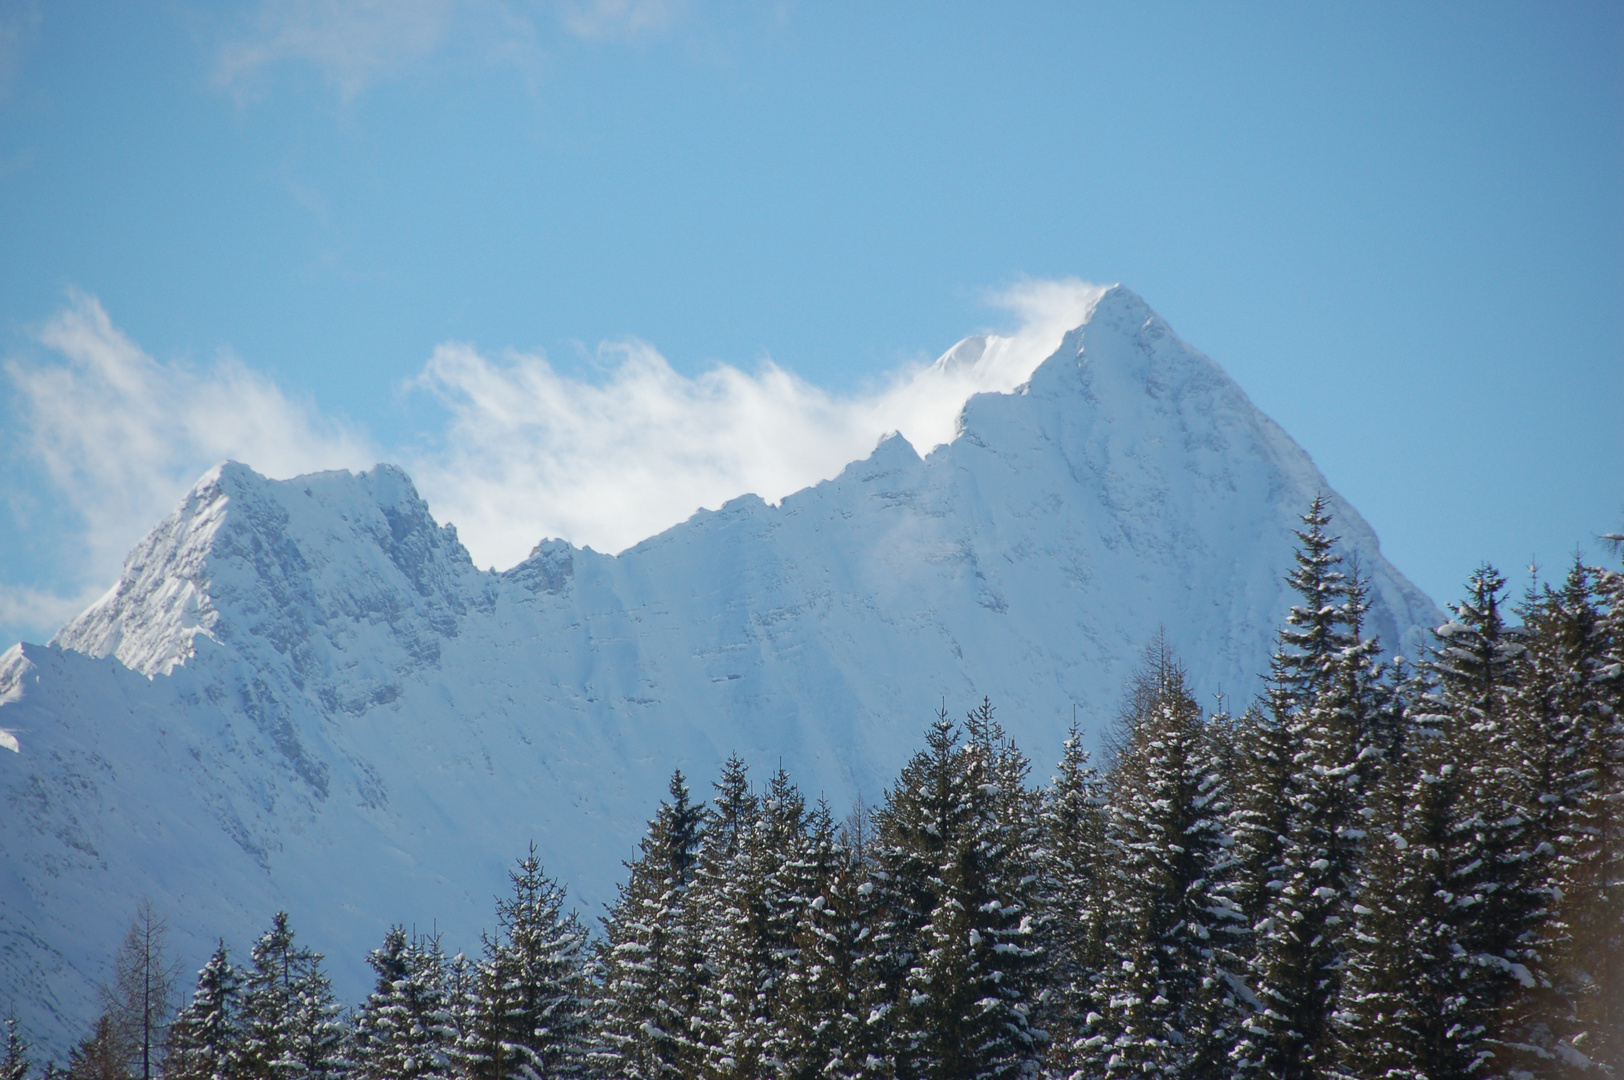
[8,500,1622,1080]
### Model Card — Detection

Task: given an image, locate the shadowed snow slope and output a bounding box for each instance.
[0,286,1439,1052]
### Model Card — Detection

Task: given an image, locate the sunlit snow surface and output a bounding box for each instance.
[0,287,1439,1052]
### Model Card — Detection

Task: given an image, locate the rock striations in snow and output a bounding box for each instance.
[0,286,1439,1051]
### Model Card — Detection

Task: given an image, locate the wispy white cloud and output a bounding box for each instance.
[214,0,686,99]
[408,278,1107,567]
[0,582,108,647]
[215,0,460,99]
[1,280,1102,639]
[0,0,40,108]
[2,291,376,637]
[557,0,683,41]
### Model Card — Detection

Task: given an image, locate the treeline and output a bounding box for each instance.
[6,499,1621,1079]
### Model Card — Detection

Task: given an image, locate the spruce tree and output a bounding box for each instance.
[1035,723,1108,1079]
[875,707,1044,1080]
[164,943,241,1080]
[351,927,454,1080]
[1493,561,1611,1073]
[593,771,707,1080]
[1233,502,1360,983]
[239,913,296,1080]
[1087,647,1247,1079]
[731,769,817,1080]
[1334,704,1480,1080]
[777,801,891,1080]
[1434,566,1548,1072]
[238,912,344,1080]
[467,845,591,1080]
[1333,565,1544,1080]
[682,765,824,1080]
[1227,698,1293,984]
[690,756,764,1080]
[1269,497,1358,713]
[280,959,344,1080]
[1543,549,1624,1075]
[1238,501,1383,1080]
[442,951,481,1080]
[1,1016,30,1080]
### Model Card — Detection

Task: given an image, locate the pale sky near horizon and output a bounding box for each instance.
[1,0,1620,648]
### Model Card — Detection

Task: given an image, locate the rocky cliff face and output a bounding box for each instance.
[0,286,1439,1053]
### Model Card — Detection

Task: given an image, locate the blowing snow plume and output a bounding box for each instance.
[407,279,1110,567]
[0,279,1106,642]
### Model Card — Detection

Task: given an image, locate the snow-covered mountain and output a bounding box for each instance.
[0,286,1439,1053]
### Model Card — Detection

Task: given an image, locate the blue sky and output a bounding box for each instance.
[1,0,1620,646]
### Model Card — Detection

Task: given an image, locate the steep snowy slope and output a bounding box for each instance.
[0,286,1439,1052]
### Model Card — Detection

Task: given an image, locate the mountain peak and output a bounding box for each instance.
[1020,284,1190,397]
[1085,281,1154,326]
[933,334,991,374]
[51,460,474,678]
[1,287,1443,1055]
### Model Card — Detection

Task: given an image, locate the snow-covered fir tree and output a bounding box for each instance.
[1225,697,1293,989]
[1035,723,1108,1080]
[1082,646,1247,1079]
[238,912,345,1080]
[1227,509,1354,985]
[592,771,707,1080]
[777,801,892,1080]
[1236,500,1383,1080]
[750,770,824,1079]
[165,943,241,1080]
[1333,688,1480,1080]
[464,845,591,1080]
[1428,566,1549,1074]
[279,961,345,1080]
[350,926,455,1080]
[1540,549,1624,1075]
[1,1017,29,1080]
[874,708,1044,1080]
[441,950,481,1080]
[964,700,1047,940]
[688,756,764,1080]
[964,700,1049,1071]
[1266,498,1361,711]
[696,767,820,1080]
[1493,560,1612,1074]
